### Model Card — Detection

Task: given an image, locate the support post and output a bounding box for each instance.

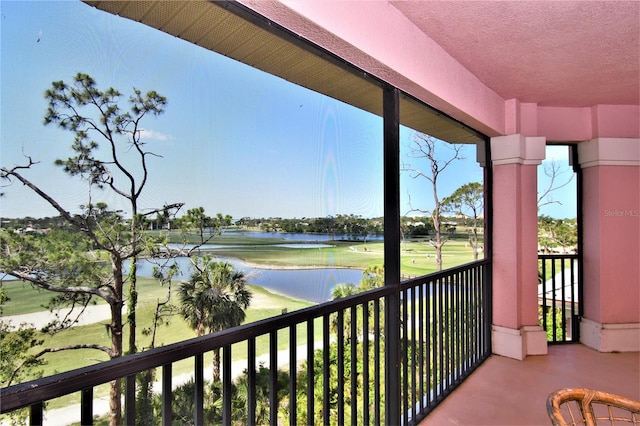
[491,134,547,360]
[578,137,640,352]
[383,84,401,424]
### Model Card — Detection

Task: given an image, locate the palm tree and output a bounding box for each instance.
[330,267,385,338]
[178,256,252,382]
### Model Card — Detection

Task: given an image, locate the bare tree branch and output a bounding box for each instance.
[1,165,99,241]
[538,160,574,209]
[402,133,464,270]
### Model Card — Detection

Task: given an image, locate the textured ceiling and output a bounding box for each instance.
[390,1,640,107]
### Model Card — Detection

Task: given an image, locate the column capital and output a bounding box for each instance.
[491,134,546,166]
[578,137,640,168]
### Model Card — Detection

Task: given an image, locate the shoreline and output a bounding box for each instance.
[247,283,315,304]
[0,281,316,330]
[237,259,363,271]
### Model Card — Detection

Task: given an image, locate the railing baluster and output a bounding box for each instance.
[247,337,256,425]
[402,288,409,425]
[479,265,483,358]
[222,345,232,424]
[483,263,489,354]
[455,271,461,382]
[542,258,548,333]
[289,324,297,425]
[125,374,135,426]
[306,320,314,424]
[426,279,432,409]
[162,364,172,426]
[337,310,345,426]
[560,258,567,341]
[452,273,458,384]
[363,301,370,426]
[471,267,476,364]
[323,314,330,426]
[444,275,450,390]
[418,282,424,413]
[460,270,465,378]
[412,285,418,420]
[461,270,467,371]
[194,354,204,426]
[468,268,473,367]
[269,330,278,425]
[551,258,557,342]
[438,276,444,397]
[30,401,43,425]
[485,260,493,353]
[469,269,484,363]
[351,305,358,425]
[571,259,580,342]
[81,387,93,426]
[374,298,381,425]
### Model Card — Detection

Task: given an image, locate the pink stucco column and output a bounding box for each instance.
[491,134,548,360]
[578,138,640,352]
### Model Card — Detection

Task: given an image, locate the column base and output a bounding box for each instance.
[580,318,640,352]
[492,325,548,360]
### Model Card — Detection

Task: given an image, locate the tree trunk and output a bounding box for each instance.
[136,369,156,426]
[128,212,139,356]
[471,234,479,261]
[109,258,125,426]
[433,211,443,271]
[108,311,123,426]
[109,378,122,426]
[213,347,221,383]
[128,257,137,355]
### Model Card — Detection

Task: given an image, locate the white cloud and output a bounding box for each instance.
[138,129,172,141]
[543,145,571,162]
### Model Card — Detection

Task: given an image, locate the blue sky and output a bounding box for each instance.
[1,1,572,220]
[537,145,577,218]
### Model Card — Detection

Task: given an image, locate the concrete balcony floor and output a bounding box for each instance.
[422,344,640,425]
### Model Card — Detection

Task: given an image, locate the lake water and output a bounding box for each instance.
[3,231,368,303]
[135,256,363,303]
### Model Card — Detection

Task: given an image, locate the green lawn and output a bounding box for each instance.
[0,280,58,316]
[7,283,317,410]
[18,282,314,375]
[200,237,479,275]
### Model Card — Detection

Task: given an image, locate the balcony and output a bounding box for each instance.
[423,344,640,425]
[1,2,638,423]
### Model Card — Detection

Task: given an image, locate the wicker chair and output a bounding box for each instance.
[547,388,640,425]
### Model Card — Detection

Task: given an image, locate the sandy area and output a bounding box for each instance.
[2,304,116,331]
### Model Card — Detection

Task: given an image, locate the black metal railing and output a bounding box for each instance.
[1,259,491,425]
[538,254,581,343]
[400,259,492,424]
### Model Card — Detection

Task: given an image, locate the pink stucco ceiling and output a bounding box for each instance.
[390,1,640,108]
